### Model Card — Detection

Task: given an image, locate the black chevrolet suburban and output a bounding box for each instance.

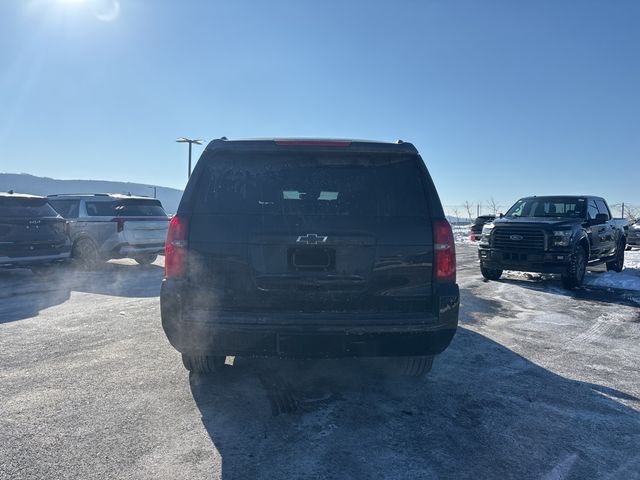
[0,192,71,272]
[478,195,627,289]
[160,138,459,375]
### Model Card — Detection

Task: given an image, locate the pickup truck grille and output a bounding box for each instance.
[492,228,545,251]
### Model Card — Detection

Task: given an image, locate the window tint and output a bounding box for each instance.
[506,197,586,218]
[587,200,599,220]
[86,200,166,217]
[114,201,167,217]
[49,199,79,219]
[0,197,59,218]
[86,201,116,216]
[595,199,610,219]
[193,153,429,217]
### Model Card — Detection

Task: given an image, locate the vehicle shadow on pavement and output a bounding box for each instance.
[0,262,163,323]
[190,328,640,480]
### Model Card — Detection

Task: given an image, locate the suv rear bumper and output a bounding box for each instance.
[478,247,571,273]
[160,279,459,358]
[0,250,71,267]
[111,243,165,258]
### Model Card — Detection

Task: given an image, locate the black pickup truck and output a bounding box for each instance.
[478,195,627,289]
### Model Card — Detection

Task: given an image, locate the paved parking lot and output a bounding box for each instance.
[1,245,639,479]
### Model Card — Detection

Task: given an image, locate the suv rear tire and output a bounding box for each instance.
[561,246,587,289]
[134,254,158,265]
[396,355,434,376]
[480,265,503,281]
[72,238,101,270]
[181,354,225,373]
[606,241,625,272]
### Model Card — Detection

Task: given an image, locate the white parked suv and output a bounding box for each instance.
[48,193,169,268]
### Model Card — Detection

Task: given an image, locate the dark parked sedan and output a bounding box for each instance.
[0,192,71,272]
[470,215,496,241]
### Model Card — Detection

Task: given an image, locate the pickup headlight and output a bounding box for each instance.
[552,230,572,247]
[481,223,494,243]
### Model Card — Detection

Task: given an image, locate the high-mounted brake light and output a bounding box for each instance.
[434,219,456,282]
[274,139,352,147]
[165,215,189,279]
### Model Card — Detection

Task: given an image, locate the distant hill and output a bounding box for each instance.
[0,173,184,213]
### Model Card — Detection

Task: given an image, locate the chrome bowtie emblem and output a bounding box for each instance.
[510,234,524,241]
[296,234,328,245]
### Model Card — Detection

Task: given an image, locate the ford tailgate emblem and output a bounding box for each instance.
[510,234,524,241]
[296,234,328,245]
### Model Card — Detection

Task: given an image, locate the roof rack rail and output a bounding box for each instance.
[47,193,111,197]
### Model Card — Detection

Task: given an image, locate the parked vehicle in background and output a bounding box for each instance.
[161,138,459,376]
[48,193,169,268]
[478,195,627,289]
[626,220,640,250]
[470,215,496,241]
[0,192,71,273]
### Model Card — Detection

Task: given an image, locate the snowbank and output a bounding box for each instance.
[585,248,640,292]
[452,224,473,244]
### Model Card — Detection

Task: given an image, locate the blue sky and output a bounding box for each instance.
[1,0,638,211]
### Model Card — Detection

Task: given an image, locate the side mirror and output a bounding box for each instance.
[595,213,608,225]
[498,213,504,218]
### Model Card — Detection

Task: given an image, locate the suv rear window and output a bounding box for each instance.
[0,197,59,218]
[193,152,429,217]
[49,199,80,219]
[86,199,167,217]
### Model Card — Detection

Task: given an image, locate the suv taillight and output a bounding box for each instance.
[165,215,189,279]
[64,221,70,236]
[434,219,456,283]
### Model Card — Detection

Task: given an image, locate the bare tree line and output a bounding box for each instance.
[443,198,504,223]
[609,203,640,222]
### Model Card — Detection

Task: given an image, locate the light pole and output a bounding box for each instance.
[176,137,204,178]
[147,186,157,198]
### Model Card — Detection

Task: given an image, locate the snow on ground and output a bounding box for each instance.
[585,248,640,292]
[452,224,472,244]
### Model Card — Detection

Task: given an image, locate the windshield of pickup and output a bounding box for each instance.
[505,197,587,218]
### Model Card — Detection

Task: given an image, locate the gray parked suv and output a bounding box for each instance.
[48,194,169,268]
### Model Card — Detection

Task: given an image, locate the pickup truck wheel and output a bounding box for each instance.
[134,254,158,265]
[480,265,503,281]
[72,238,101,270]
[181,354,225,374]
[395,355,434,376]
[561,246,587,289]
[606,242,625,272]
